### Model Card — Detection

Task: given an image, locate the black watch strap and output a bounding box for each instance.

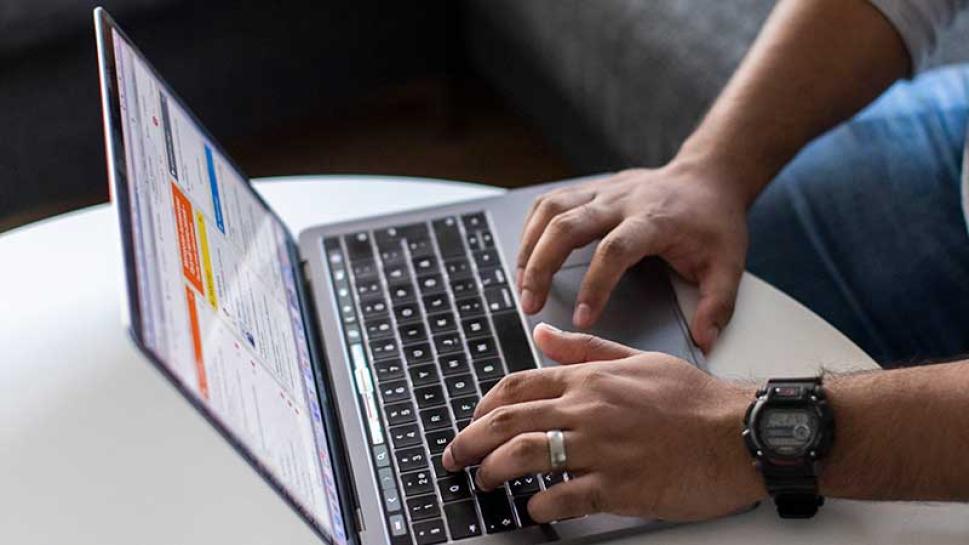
[746,377,832,519]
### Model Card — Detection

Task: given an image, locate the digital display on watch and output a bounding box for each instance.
[758,409,819,455]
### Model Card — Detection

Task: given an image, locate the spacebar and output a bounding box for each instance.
[491,311,536,373]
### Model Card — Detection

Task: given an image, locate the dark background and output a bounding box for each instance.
[0,0,570,232]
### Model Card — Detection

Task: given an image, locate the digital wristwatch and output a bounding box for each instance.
[742,377,834,518]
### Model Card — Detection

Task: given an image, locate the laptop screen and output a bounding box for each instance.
[103,24,347,544]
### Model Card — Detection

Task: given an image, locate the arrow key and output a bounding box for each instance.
[444,500,482,539]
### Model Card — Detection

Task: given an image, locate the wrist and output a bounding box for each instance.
[671,135,780,209]
[716,385,768,505]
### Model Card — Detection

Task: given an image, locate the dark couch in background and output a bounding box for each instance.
[0,0,453,228]
[467,0,969,172]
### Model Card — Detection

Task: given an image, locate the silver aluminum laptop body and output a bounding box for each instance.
[96,8,703,545]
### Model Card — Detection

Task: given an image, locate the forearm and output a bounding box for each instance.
[818,361,969,501]
[674,0,910,206]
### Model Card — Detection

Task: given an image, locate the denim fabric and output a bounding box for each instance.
[747,65,969,367]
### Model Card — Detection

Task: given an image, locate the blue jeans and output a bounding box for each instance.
[747,65,969,367]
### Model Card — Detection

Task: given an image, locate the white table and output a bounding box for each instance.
[1,175,966,545]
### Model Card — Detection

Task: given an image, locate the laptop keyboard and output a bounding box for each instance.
[323,212,567,545]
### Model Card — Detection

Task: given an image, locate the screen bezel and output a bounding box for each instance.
[94,8,359,543]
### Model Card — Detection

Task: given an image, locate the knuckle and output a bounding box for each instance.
[497,372,527,400]
[597,235,631,262]
[536,196,564,217]
[509,435,540,461]
[487,406,517,434]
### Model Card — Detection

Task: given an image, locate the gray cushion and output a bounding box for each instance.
[467,0,969,170]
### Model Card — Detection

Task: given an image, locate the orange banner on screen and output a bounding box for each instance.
[185,286,208,399]
[171,182,203,293]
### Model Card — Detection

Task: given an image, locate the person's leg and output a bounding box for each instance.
[747,65,969,367]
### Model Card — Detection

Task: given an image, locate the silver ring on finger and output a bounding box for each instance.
[546,429,567,471]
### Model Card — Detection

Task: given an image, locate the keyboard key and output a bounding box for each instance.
[467,337,498,360]
[401,470,435,496]
[388,514,407,537]
[380,381,410,403]
[408,238,435,257]
[412,518,447,545]
[444,500,482,539]
[383,488,402,513]
[513,496,536,527]
[390,424,422,449]
[374,444,391,467]
[399,322,427,344]
[434,333,463,355]
[439,353,469,376]
[379,468,396,490]
[409,364,440,386]
[483,286,515,312]
[375,227,404,251]
[445,374,476,397]
[388,282,414,303]
[395,447,429,472]
[420,406,452,430]
[380,246,405,264]
[461,317,491,339]
[466,231,482,252]
[478,490,516,533]
[432,217,465,258]
[473,358,504,381]
[370,338,399,360]
[360,295,389,318]
[398,223,430,242]
[373,359,405,382]
[383,263,409,282]
[479,230,495,248]
[407,494,440,520]
[356,278,381,297]
[492,311,537,372]
[450,396,478,420]
[456,296,484,318]
[430,455,449,478]
[427,312,456,334]
[438,473,472,502]
[477,267,506,287]
[385,401,416,425]
[394,302,421,323]
[413,255,438,274]
[352,259,377,277]
[415,385,445,408]
[366,317,394,339]
[404,343,433,365]
[423,293,451,313]
[450,277,477,296]
[541,472,565,488]
[443,258,471,277]
[509,474,540,496]
[345,232,374,261]
[461,212,487,232]
[426,429,455,454]
[418,273,444,294]
[480,380,500,396]
[473,249,500,268]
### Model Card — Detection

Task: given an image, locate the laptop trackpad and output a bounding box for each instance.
[526,259,701,366]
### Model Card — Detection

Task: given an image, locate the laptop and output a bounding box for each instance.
[95,7,703,545]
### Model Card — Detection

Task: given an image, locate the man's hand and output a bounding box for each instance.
[516,163,749,352]
[442,324,765,522]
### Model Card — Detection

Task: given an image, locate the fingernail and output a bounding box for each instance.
[573,303,592,328]
[521,289,536,313]
[538,321,561,333]
[442,446,455,470]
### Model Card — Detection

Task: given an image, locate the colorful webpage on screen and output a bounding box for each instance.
[111,30,346,544]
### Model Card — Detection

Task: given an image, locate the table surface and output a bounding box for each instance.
[1,175,965,545]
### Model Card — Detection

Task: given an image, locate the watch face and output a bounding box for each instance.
[758,409,818,456]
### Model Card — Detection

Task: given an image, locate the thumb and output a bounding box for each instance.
[690,263,741,354]
[533,322,640,364]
